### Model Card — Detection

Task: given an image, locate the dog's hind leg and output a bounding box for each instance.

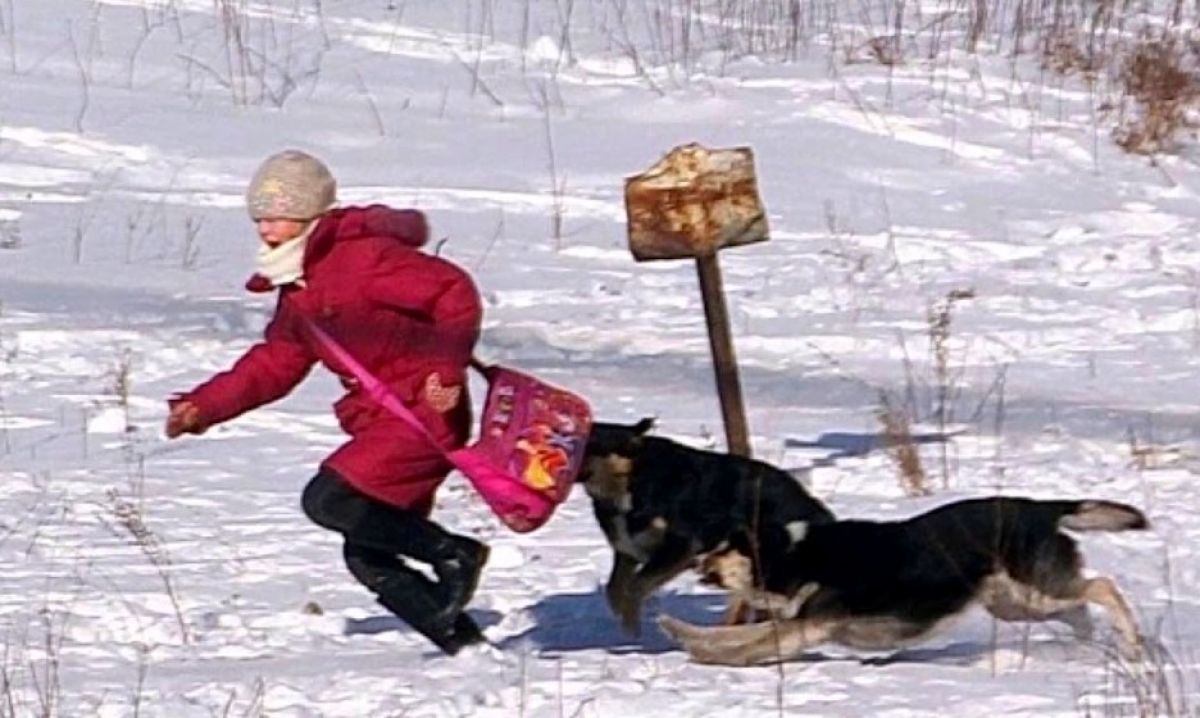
[658,615,778,658]
[1082,576,1141,656]
[980,572,1137,653]
[1050,604,1094,641]
[658,614,832,666]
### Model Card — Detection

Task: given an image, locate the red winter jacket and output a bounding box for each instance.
[178,205,482,512]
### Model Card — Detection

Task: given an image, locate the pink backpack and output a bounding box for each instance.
[308,322,591,532]
[451,366,592,532]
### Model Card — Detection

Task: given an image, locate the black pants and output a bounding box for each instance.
[300,468,481,651]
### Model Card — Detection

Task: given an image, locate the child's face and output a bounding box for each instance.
[256,217,308,248]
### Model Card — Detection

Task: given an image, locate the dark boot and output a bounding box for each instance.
[449,611,486,647]
[361,535,489,630]
[374,590,485,656]
[344,543,465,654]
[432,612,488,656]
[433,535,490,620]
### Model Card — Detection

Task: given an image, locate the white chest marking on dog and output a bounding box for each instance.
[785,521,809,545]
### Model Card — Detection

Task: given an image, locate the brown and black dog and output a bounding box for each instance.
[662,496,1147,665]
[581,419,834,635]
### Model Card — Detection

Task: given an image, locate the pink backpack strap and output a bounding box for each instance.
[306,320,445,452]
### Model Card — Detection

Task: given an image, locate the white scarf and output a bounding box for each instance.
[254,223,315,287]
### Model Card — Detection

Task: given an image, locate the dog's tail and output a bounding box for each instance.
[1052,500,1149,532]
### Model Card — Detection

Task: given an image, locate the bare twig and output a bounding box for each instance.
[102,489,191,645]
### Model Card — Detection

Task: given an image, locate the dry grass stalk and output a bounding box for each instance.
[877,390,929,497]
[1088,639,1193,717]
[104,489,190,644]
[927,288,975,487]
[220,677,266,718]
[181,215,204,269]
[1126,426,1184,471]
[1114,38,1200,155]
[1042,31,1106,77]
[866,34,902,66]
[0,217,18,250]
[111,349,133,435]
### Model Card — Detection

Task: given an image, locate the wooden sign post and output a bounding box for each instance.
[624,143,769,457]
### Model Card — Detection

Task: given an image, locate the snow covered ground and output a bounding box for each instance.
[1,1,1198,715]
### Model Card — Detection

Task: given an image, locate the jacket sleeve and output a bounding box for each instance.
[180,296,317,427]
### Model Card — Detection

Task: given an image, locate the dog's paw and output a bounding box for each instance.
[1118,634,1147,663]
[606,586,644,636]
[656,614,694,642]
[618,605,643,637]
[657,614,681,637]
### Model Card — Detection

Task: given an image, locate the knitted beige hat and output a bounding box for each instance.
[246,150,337,221]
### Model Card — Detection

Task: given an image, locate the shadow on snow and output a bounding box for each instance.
[498,587,727,655]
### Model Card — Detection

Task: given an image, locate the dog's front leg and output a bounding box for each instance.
[605,552,638,619]
[722,594,751,625]
[613,533,697,636]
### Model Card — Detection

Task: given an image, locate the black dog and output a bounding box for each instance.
[663,496,1147,665]
[582,419,834,635]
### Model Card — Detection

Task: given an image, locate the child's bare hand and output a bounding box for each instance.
[165,400,204,438]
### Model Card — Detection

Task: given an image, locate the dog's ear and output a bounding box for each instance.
[587,421,646,457]
[588,418,655,455]
[632,417,656,435]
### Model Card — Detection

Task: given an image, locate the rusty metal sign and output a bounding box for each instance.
[624,143,769,261]
[622,143,770,457]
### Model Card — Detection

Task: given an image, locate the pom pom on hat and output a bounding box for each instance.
[246,150,337,221]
